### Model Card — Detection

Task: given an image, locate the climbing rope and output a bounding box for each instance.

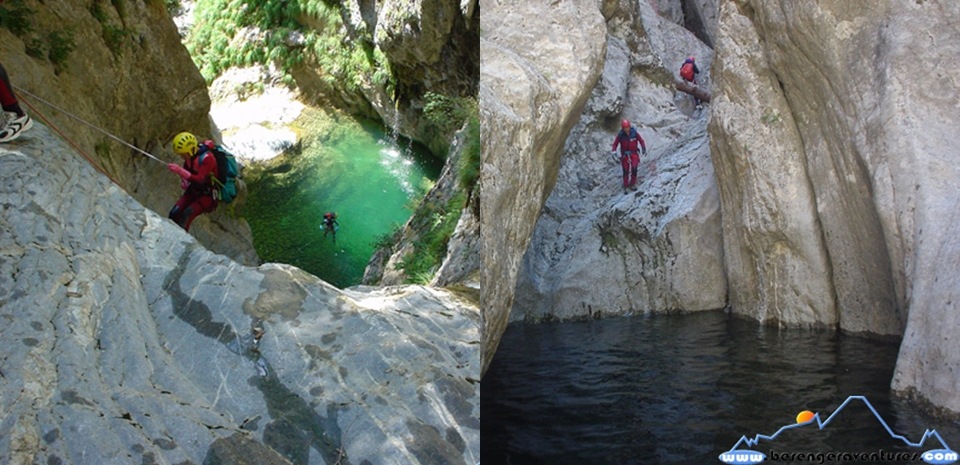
[13,85,168,166]
[13,91,119,184]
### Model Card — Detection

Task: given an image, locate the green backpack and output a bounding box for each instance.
[200,142,241,203]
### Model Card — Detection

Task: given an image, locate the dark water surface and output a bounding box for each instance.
[482,311,960,465]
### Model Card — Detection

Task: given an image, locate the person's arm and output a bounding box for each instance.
[639,135,647,155]
[188,152,218,185]
[611,134,621,152]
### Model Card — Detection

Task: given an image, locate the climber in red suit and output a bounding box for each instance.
[611,119,647,188]
[167,132,219,231]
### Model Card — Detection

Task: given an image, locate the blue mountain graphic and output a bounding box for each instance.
[728,395,953,451]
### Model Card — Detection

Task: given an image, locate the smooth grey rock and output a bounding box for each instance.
[512,0,724,322]
[708,1,960,413]
[480,0,607,376]
[0,127,478,464]
[709,1,914,333]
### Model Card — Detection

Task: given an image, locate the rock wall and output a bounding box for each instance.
[0,0,256,265]
[709,1,960,412]
[480,0,607,376]
[0,126,479,464]
[651,0,720,48]
[482,0,960,417]
[512,0,725,322]
[307,0,479,157]
[363,119,479,288]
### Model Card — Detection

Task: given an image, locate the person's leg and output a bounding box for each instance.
[629,153,640,186]
[168,194,193,228]
[0,64,22,114]
[620,154,630,187]
[692,78,701,106]
[181,196,218,231]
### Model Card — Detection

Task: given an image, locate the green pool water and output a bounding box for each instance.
[241,115,443,288]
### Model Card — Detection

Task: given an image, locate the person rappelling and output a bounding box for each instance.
[167,132,221,231]
[610,119,647,190]
[166,132,241,231]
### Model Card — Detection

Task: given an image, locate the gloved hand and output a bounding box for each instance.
[180,179,189,190]
[611,151,619,163]
[642,149,647,156]
[168,163,191,180]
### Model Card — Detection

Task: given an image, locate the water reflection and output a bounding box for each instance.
[481,311,960,465]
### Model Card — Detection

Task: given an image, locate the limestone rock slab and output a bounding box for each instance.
[0,126,478,465]
[480,0,607,375]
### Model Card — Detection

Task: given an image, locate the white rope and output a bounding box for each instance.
[13,85,168,165]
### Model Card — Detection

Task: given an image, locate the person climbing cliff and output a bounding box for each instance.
[679,56,700,85]
[167,132,219,231]
[680,56,702,107]
[322,212,339,240]
[0,63,34,143]
[610,119,647,189]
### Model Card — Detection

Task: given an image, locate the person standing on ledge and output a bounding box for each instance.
[610,119,647,190]
[680,56,702,108]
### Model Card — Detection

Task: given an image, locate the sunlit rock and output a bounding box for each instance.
[0,126,478,465]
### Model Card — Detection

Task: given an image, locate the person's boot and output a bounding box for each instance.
[0,112,32,142]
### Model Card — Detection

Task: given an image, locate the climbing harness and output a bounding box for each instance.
[13,85,168,166]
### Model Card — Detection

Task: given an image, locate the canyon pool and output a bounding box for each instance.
[482,311,960,465]
[241,115,442,288]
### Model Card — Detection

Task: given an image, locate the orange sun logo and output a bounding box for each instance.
[796,410,815,424]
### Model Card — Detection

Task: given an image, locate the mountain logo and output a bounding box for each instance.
[719,395,958,464]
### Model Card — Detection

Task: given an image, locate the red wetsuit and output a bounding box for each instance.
[0,64,17,108]
[169,143,219,231]
[612,127,647,188]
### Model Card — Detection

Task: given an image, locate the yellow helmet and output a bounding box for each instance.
[172,132,198,156]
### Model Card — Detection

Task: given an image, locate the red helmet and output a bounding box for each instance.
[688,55,695,62]
[621,119,631,129]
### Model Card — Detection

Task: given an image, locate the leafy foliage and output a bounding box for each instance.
[423,93,476,135]
[47,29,77,72]
[162,0,182,15]
[91,0,133,57]
[185,0,392,90]
[396,192,465,284]
[0,0,33,36]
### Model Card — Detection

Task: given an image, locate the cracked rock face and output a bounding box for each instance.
[0,127,479,465]
[513,0,725,322]
[0,0,257,267]
[480,0,607,376]
[709,1,960,413]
